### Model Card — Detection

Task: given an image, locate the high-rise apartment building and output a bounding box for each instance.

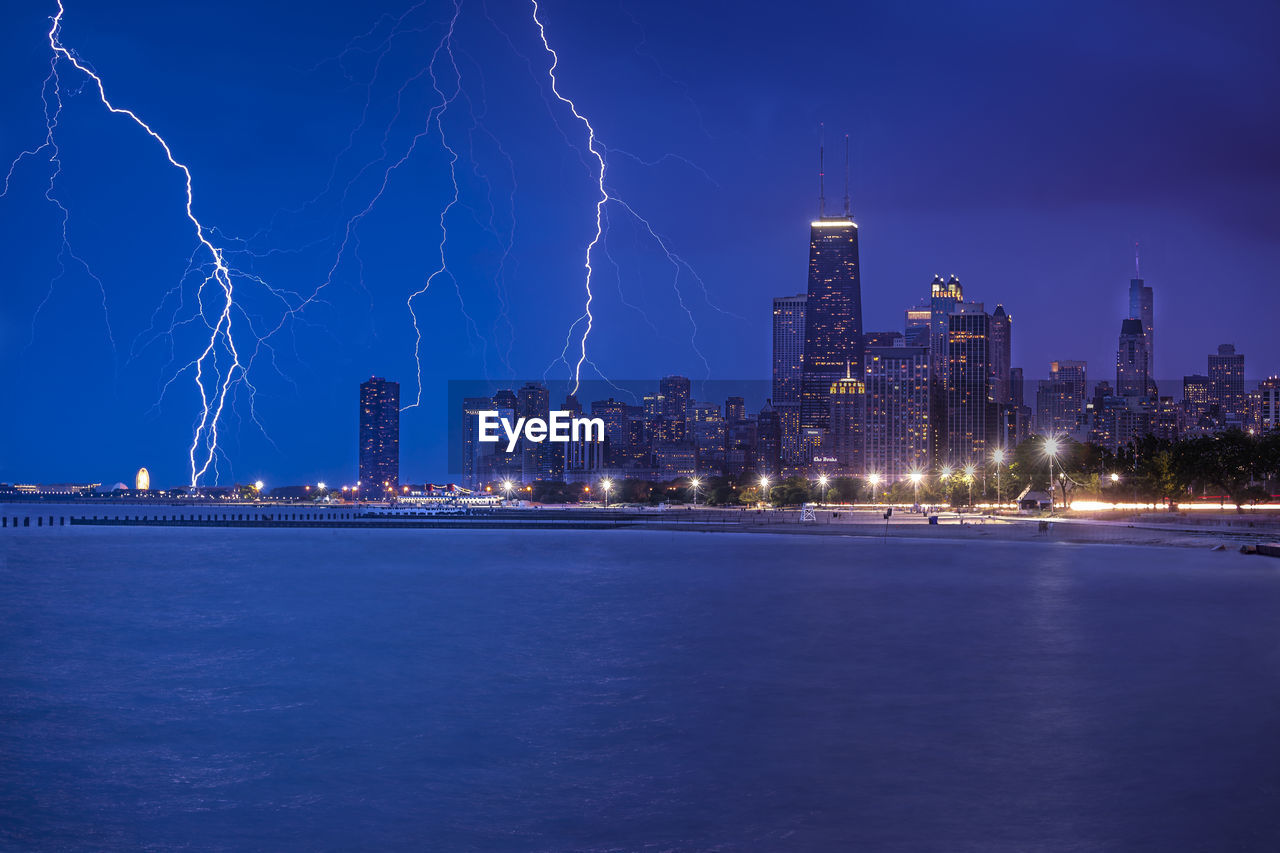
[1035,360,1088,436]
[358,376,400,500]
[864,345,929,481]
[1208,344,1245,421]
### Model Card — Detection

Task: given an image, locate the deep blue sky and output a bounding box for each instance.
[2,0,1278,487]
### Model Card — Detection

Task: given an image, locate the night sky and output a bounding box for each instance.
[2,0,1278,487]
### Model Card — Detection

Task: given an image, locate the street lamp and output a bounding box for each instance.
[992,448,1006,508]
[963,464,976,507]
[601,478,613,508]
[690,477,701,507]
[868,472,882,505]
[816,473,829,503]
[759,475,771,505]
[909,469,923,506]
[501,479,514,503]
[1043,437,1061,515]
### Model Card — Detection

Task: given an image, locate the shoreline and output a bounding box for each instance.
[5,501,1278,552]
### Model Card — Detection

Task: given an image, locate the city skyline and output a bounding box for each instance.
[3,0,1280,486]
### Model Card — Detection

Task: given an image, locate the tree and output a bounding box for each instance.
[1174,431,1263,512]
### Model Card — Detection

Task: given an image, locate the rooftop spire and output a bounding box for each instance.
[843,133,851,217]
[818,122,826,217]
[1134,241,1141,278]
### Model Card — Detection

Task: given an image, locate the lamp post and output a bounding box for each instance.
[963,464,976,507]
[601,478,613,508]
[992,448,1005,508]
[690,477,700,507]
[909,469,923,508]
[1044,438,1060,515]
[759,475,771,507]
[502,479,514,504]
[816,474,829,504]
[868,472,882,505]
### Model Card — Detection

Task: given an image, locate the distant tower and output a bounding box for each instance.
[1128,244,1155,387]
[800,129,862,446]
[135,467,150,491]
[1116,319,1150,397]
[358,377,400,500]
[989,304,1012,405]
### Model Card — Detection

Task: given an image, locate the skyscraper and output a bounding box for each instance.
[1129,251,1154,381]
[1116,318,1151,397]
[771,294,806,403]
[989,304,1012,405]
[658,375,691,443]
[358,376,400,500]
[864,345,929,481]
[927,275,963,465]
[462,395,495,487]
[1182,374,1212,425]
[928,275,964,381]
[799,202,861,440]
[904,301,930,348]
[1208,344,1246,422]
[1256,376,1280,433]
[517,382,551,483]
[827,369,866,474]
[1035,360,1088,436]
[945,303,994,465]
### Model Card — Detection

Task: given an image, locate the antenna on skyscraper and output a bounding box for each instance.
[1134,242,1141,278]
[818,122,826,217]
[843,133,851,217]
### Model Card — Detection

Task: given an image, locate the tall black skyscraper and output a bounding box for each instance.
[358,376,400,500]
[800,133,862,441]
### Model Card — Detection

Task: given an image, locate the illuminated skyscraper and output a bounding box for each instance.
[928,276,964,381]
[658,375,691,443]
[827,368,866,474]
[1208,344,1246,422]
[1182,374,1212,425]
[772,294,806,403]
[799,217,861,437]
[989,304,1012,405]
[517,382,551,483]
[928,275,963,464]
[1035,360,1088,436]
[1255,376,1280,432]
[904,301,930,348]
[358,376,400,500]
[945,303,994,465]
[864,345,929,481]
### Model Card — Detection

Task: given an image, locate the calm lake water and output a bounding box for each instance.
[2,529,1279,851]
